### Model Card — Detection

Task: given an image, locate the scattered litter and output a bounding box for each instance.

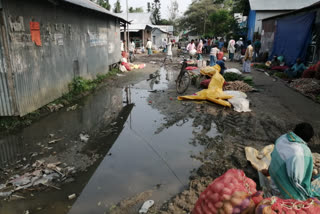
[111,122,117,126]
[150,61,156,64]
[139,200,154,214]
[49,134,55,138]
[47,103,64,112]
[67,104,78,112]
[24,210,29,214]
[264,72,270,76]
[116,74,125,77]
[224,91,251,113]
[68,194,76,200]
[0,191,13,198]
[80,133,90,143]
[30,152,38,158]
[48,138,64,144]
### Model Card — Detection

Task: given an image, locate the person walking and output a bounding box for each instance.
[235,38,244,61]
[187,40,196,59]
[210,45,219,66]
[243,40,253,73]
[227,38,236,61]
[129,40,135,62]
[164,40,173,63]
[162,39,167,53]
[146,38,152,56]
[218,38,224,50]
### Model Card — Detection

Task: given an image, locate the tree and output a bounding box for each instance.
[113,0,122,13]
[151,0,161,25]
[147,2,151,12]
[129,7,144,13]
[90,0,111,11]
[233,0,250,15]
[209,9,236,36]
[168,0,179,22]
[179,0,218,35]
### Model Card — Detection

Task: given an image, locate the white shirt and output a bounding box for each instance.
[120,41,124,52]
[210,47,219,56]
[167,42,172,56]
[186,43,195,51]
[129,42,135,52]
[146,41,152,49]
[228,40,236,53]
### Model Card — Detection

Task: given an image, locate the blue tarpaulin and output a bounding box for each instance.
[247,10,256,41]
[271,12,316,66]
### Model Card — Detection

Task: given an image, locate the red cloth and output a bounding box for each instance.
[200,79,211,88]
[217,52,224,60]
[185,66,198,71]
[121,62,131,71]
[271,66,290,72]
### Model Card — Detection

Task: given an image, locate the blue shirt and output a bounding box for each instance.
[216,60,226,74]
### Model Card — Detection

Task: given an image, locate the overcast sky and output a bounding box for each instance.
[109,0,192,19]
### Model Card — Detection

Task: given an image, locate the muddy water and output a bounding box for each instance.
[0,67,217,214]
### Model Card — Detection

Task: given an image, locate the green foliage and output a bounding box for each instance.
[274,72,288,79]
[243,76,253,86]
[113,0,122,13]
[223,72,243,82]
[129,7,144,13]
[254,64,269,69]
[151,0,161,24]
[209,9,236,36]
[91,0,111,11]
[232,0,250,15]
[316,95,320,103]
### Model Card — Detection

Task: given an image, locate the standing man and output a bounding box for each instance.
[121,40,125,52]
[243,40,253,73]
[210,45,219,66]
[253,38,261,62]
[197,40,204,60]
[162,39,167,53]
[218,38,224,50]
[146,38,152,56]
[164,40,173,63]
[235,38,244,61]
[187,40,196,59]
[227,38,236,62]
[129,40,135,62]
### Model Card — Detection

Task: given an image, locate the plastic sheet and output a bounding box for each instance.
[178,71,232,107]
[200,65,221,77]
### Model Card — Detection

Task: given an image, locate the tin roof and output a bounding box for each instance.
[62,0,128,22]
[249,0,320,11]
[118,13,152,30]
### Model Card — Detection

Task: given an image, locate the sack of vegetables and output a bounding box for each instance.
[255,197,320,214]
[193,169,263,214]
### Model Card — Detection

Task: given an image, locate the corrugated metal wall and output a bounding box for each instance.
[261,19,276,54]
[0,25,14,116]
[1,0,121,116]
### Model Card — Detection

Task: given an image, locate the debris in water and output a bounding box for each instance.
[139,200,155,214]
[47,103,64,112]
[67,104,78,112]
[80,133,90,143]
[68,194,76,200]
[117,74,125,77]
[48,138,64,144]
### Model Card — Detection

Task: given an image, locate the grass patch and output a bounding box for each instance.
[0,68,120,132]
[273,72,288,79]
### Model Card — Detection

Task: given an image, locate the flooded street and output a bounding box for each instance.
[0,63,212,214]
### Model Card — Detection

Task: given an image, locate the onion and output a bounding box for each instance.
[223,202,233,214]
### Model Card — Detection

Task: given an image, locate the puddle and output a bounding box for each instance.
[0,67,218,214]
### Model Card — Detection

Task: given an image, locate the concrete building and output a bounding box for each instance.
[247,0,319,40]
[119,13,153,48]
[0,0,127,116]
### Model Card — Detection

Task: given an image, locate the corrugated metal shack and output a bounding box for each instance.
[0,0,127,116]
[262,2,320,64]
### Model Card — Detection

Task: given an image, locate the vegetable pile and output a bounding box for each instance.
[223,81,253,93]
[289,78,320,101]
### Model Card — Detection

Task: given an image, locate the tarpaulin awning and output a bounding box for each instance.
[271,12,316,66]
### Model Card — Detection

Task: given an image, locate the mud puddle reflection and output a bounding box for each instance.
[0,67,217,214]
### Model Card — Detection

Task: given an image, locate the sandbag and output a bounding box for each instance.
[193,169,263,214]
[121,62,132,71]
[119,64,127,72]
[224,91,251,113]
[189,49,197,56]
[200,65,221,77]
[225,68,242,75]
[256,197,320,214]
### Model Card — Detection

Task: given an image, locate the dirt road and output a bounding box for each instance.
[0,52,319,214]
